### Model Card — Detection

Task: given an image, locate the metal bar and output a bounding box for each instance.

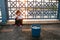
[58,0,60,20]
[0,0,8,24]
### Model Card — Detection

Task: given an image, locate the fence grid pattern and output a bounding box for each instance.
[8,0,58,20]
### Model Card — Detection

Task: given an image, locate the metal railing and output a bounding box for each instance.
[8,0,58,20]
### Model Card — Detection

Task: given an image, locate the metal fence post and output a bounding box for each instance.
[58,0,60,20]
[0,0,9,24]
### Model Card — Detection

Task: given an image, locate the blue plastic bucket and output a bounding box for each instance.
[31,24,41,37]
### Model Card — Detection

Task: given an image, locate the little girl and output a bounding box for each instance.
[15,10,23,27]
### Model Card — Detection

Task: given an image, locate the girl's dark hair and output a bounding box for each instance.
[15,10,21,15]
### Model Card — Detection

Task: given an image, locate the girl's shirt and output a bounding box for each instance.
[15,14,23,19]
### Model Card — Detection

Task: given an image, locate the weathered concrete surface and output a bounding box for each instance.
[0,23,60,40]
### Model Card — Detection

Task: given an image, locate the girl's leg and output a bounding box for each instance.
[20,19,23,27]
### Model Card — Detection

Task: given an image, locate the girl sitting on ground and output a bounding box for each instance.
[15,10,23,27]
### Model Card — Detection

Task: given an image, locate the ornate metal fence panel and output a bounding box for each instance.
[8,0,58,20]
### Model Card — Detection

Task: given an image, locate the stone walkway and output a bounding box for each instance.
[0,24,60,40]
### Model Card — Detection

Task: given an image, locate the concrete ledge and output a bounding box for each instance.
[7,19,60,24]
[1,29,13,32]
[22,29,31,32]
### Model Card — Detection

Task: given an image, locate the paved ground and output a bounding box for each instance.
[0,24,60,40]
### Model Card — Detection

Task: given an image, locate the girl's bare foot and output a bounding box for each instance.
[15,25,17,27]
[20,25,22,27]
